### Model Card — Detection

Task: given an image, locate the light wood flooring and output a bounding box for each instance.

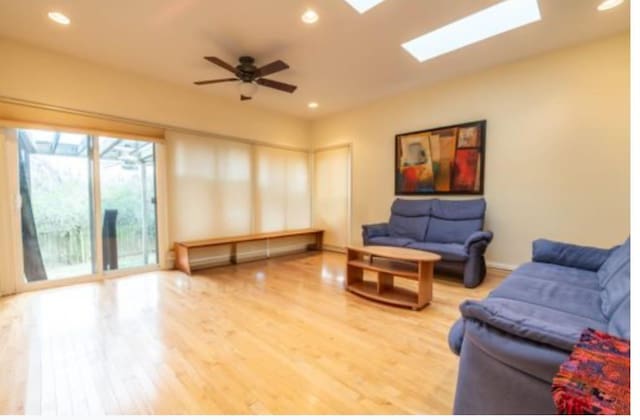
[0,251,505,415]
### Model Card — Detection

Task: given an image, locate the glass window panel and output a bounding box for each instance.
[18,129,95,281]
[99,137,158,271]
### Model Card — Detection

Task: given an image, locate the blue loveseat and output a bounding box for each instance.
[448,237,630,414]
[362,198,493,288]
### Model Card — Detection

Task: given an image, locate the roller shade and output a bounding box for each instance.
[0,100,164,142]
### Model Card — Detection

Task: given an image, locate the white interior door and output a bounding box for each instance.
[313,146,351,249]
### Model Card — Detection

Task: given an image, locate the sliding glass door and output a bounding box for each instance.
[16,128,158,285]
[99,137,157,271]
[18,129,95,281]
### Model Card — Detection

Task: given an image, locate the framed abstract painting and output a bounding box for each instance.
[395,120,486,195]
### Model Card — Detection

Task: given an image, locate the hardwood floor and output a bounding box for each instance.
[0,251,505,415]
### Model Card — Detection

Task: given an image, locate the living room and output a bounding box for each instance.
[0,0,635,416]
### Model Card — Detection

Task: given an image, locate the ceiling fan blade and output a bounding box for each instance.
[204,56,237,74]
[257,60,289,77]
[240,95,252,101]
[194,78,238,85]
[256,78,297,93]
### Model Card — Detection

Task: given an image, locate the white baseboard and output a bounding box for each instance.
[486,261,517,271]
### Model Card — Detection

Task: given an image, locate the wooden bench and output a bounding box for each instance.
[174,228,324,274]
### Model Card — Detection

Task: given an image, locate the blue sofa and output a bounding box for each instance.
[362,198,493,288]
[448,237,630,414]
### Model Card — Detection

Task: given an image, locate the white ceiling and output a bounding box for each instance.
[0,0,629,119]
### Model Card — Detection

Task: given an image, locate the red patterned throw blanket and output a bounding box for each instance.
[552,328,630,415]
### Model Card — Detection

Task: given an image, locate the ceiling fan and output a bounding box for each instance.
[194,56,297,101]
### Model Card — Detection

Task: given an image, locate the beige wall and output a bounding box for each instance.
[0,38,309,149]
[311,33,630,267]
[0,37,310,294]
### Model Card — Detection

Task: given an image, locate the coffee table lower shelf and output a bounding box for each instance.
[347,280,425,310]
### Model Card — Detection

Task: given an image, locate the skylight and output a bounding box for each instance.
[402,0,541,62]
[343,0,385,14]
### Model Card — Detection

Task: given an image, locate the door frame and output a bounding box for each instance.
[311,143,353,251]
[5,128,161,294]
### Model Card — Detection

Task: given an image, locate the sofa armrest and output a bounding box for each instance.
[461,317,571,384]
[362,223,389,244]
[460,299,580,352]
[532,239,611,271]
[448,318,466,355]
[464,230,493,253]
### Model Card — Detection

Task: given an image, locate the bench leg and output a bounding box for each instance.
[230,243,238,264]
[174,244,192,275]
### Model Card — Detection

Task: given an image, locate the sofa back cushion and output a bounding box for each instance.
[600,258,630,317]
[388,199,432,241]
[597,238,630,287]
[608,294,630,339]
[597,238,630,318]
[425,199,486,244]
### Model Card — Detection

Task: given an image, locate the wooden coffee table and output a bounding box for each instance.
[345,246,441,310]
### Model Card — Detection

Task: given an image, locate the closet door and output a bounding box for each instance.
[313,146,351,249]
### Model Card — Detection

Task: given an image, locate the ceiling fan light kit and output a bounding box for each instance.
[194,55,297,101]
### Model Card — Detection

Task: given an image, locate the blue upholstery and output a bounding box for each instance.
[600,259,630,317]
[598,238,629,286]
[532,239,611,271]
[449,237,629,414]
[464,231,494,253]
[406,241,468,262]
[488,274,606,322]
[367,236,413,247]
[513,262,600,289]
[608,294,630,338]
[388,214,429,242]
[361,222,388,239]
[426,199,485,244]
[390,198,433,216]
[388,199,432,241]
[425,218,483,244]
[362,198,492,287]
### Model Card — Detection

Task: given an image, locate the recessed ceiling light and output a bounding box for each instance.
[597,0,624,11]
[301,9,319,24]
[343,0,385,14]
[308,102,319,109]
[48,11,70,25]
[402,0,541,63]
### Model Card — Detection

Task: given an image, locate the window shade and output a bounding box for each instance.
[167,131,253,240]
[0,100,164,142]
[255,146,311,233]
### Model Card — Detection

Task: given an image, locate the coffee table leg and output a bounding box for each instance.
[416,261,434,309]
[346,249,364,288]
[377,272,393,294]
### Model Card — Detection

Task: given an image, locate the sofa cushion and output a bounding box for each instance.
[489,274,606,322]
[388,214,430,242]
[425,199,485,244]
[607,294,630,339]
[431,198,486,220]
[426,219,483,244]
[532,239,611,271]
[597,238,630,287]
[388,199,432,241]
[367,236,413,247]
[390,198,433,217]
[513,262,600,290]
[600,258,630,317]
[407,241,468,262]
[460,298,607,352]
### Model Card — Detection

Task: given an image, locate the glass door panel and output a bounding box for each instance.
[99,137,158,271]
[18,129,95,281]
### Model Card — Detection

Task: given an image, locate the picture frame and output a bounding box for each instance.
[395,120,486,195]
